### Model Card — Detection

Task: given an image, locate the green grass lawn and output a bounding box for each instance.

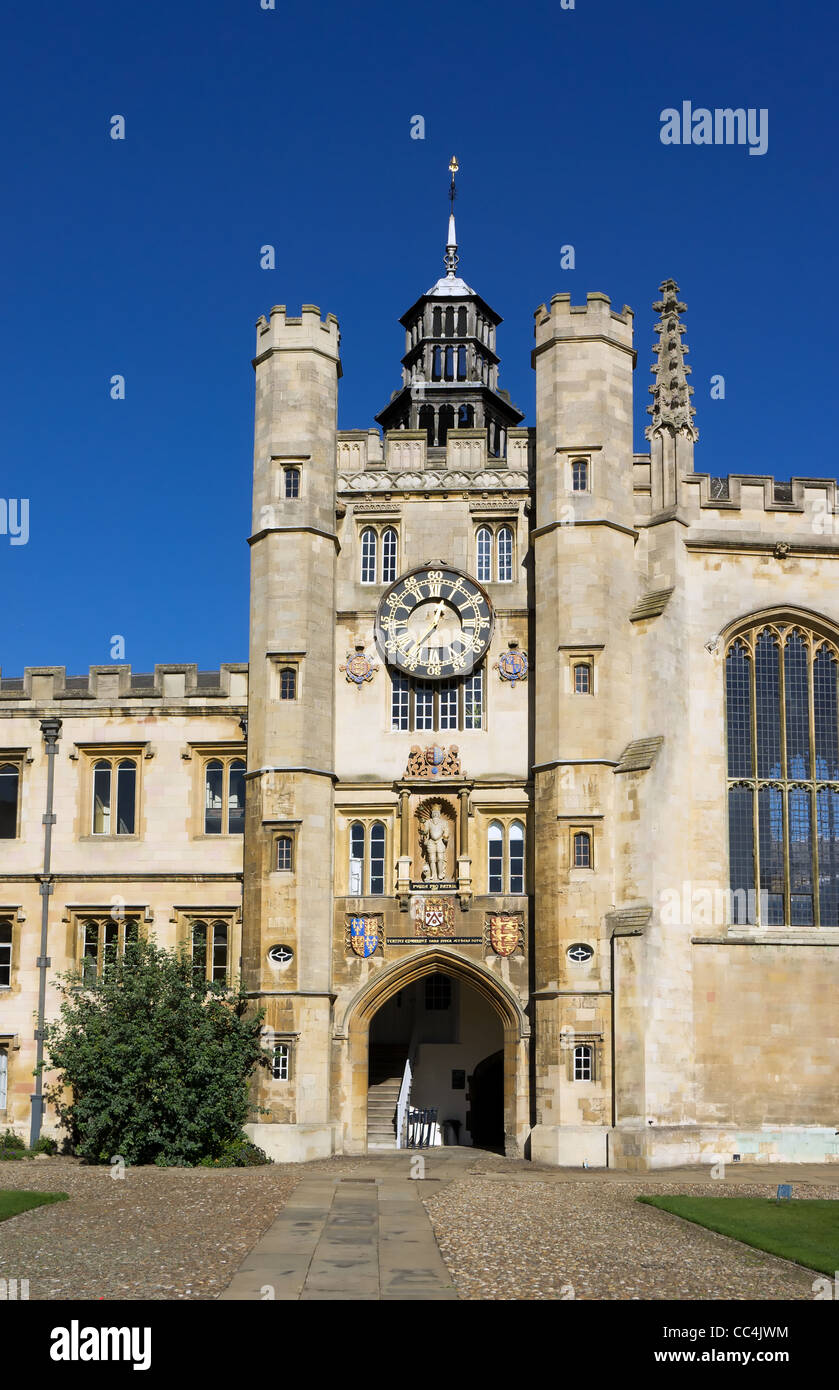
[638,1195,839,1276]
[0,1190,69,1222]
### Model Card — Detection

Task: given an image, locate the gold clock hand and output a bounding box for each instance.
[410,600,445,653]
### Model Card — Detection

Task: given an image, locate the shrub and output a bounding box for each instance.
[30,1135,58,1156]
[0,1128,26,1153]
[42,938,267,1166]
[198,1134,271,1168]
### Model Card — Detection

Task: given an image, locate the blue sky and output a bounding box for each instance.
[1,0,835,676]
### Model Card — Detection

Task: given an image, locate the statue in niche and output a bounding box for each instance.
[419,801,450,882]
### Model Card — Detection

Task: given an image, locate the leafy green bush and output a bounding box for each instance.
[198,1134,271,1168]
[0,1128,26,1153]
[30,1134,59,1156]
[42,938,267,1166]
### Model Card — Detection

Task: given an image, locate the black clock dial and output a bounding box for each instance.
[375,566,494,680]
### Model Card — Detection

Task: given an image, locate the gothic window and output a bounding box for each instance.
[92,758,136,836]
[284,468,300,499]
[457,307,467,335]
[444,307,454,336]
[438,404,455,444]
[574,663,591,694]
[457,346,467,380]
[349,821,365,895]
[204,755,246,834]
[0,919,11,988]
[573,831,592,868]
[458,404,473,428]
[279,666,297,699]
[431,349,442,382]
[382,527,398,583]
[572,458,589,491]
[509,821,525,894]
[276,835,293,871]
[432,307,442,336]
[497,526,513,582]
[348,821,387,896]
[0,764,20,838]
[361,527,377,584]
[725,620,839,926]
[191,919,229,984]
[573,1045,593,1081]
[444,347,454,381]
[80,916,140,983]
[370,822,386,895]
[477,527,492,583]
[488,821,504,893]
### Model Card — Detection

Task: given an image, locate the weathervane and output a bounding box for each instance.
[444,156,459,276]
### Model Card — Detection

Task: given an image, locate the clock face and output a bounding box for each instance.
[375,565,494,680]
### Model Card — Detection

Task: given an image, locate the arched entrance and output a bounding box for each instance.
[336,949,530,1157]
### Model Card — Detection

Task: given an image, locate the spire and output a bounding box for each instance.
[444,156,459,276]
[646,278,698,441]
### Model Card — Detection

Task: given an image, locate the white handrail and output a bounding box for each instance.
[395,1048,415,1149]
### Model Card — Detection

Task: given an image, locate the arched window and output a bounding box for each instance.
[572,458,589,491]
[444,346,454,381]
[444,307,454,336]
[432,307,442,336]
[284,468,300,499]
[227,760,245,834]
[204,760,224,834]
[574,663,591,694]
[419,404,435,445]
[458,404,473,428]
[92,757,136,836]
[0,764,19,839]
[457,307,467,335]
[573,831,591,868]
[360,527,377,584]
[457,346,467,380]
[382,528,398,583]
[488,821,504,893]
[211,921,228,982]
[279,667,296,700]
[477,527,492,583]
[509,821,525,894]
[432,347,442,381]
[726,620,839,926]
[438,405,454,445]
[349,821,365,895]
[276,835,293,871]
[370,822,386,895]
[573,1045,593,1081]
[497,526,513,582]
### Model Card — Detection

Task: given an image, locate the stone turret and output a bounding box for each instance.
[646,279,698,512]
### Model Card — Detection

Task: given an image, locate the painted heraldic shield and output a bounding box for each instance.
[489,914,520,957]
[350,916,380,958]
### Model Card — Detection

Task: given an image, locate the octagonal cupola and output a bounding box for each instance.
[375,157,523,457]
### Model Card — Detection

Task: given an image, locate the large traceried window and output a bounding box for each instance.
[726,619,839,926]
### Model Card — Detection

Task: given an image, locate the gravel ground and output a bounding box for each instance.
[0,1156,358,1301]
[423,1175,836,1300]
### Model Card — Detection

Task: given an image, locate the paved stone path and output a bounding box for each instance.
[218,1166,457,1301]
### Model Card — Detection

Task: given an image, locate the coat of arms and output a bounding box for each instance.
[495,647,529,687]
[487,913,523,957]
[340,645,379,688]
[413,896,456,937]
[348,915,381,957]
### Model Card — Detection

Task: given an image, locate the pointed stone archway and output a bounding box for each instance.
[334,948,530,1157]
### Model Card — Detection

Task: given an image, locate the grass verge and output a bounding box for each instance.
[638,1194,839,1276]
[0,1190,69,1223]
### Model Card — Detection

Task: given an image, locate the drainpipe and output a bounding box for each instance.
[29,717,61,1149]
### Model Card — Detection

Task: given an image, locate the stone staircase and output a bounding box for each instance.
[367,1045,409,1151]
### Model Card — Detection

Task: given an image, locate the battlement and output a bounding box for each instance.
[254,304,341,361]
[533,291,635,353]
[336,426,533,494]
[0,663,249,706]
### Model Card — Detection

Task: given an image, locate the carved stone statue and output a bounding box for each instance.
[420,801,449,881]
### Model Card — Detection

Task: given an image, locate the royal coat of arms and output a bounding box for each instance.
[340,647,379,688]
[487,913,523,957]
[348,916,381,957]
[495,648,529,687]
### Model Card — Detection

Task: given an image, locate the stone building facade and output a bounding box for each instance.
[2,206,838,1169]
